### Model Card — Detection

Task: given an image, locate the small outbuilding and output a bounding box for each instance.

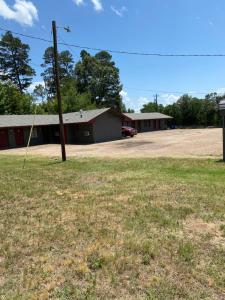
[123,112,172,133]
[0,108,123,149]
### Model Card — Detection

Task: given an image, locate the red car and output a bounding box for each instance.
[122,126,137,137]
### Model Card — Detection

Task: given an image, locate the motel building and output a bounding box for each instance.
[0,108,172,150]
[123,112,172,132]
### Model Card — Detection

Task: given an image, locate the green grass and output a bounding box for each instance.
[0,155,225,299]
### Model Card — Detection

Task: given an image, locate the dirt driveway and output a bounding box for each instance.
[0,128,223,159]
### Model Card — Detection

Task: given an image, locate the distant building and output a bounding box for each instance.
[123,112,172,132]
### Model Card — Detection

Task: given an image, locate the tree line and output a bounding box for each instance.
[141,93,223,127]
[0,31,124,115]
[0,31,223,127]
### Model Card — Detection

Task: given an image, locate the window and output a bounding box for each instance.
[84,131,90,137]
[31,127,38,138]
[144,120,148,127]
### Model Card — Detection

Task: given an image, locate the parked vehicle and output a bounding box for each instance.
[133,128,138,135]
[122,126,137,137]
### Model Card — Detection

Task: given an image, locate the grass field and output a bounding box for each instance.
[0,156,225,299]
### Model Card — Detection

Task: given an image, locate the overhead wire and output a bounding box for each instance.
[123,87,224,95]
[1,26,225,57]
[58,33,80,61]
[1,25,225,97]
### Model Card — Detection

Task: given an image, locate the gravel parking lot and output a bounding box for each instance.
[0,128,223,159]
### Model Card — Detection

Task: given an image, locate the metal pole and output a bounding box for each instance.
[52,20,66,162]
[223,115,225,162]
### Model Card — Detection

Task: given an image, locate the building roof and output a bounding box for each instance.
[0,108,112,128]
[124,112,172,121]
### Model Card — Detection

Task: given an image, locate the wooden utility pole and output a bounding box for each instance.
[218,100,225,161]
[154,94,158,110]
[223,115,225,161]
[52,20,66,161]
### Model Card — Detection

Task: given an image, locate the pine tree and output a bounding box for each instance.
[41,47,74,99]
[0,31,35,93]
[75,50,123,111]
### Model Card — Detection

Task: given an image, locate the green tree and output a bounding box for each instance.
[39,78,97,114]
[41,47,74,98]
[163,103,181,125]
[141,102,164,113]
[176,94,193,125]
[61,78,96,113]
[126,108,135,113]
[0,31,35,93]
[75,50,123,111]
[32,84,47,102]
[140,93,222,127]
[202,95,220,126]
[0,82,33,114]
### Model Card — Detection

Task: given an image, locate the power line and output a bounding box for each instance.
[1,26,224,97]
[0,36,41,68]
[1,26,225,58]
[58,33,80,60]
[123,87,222,95]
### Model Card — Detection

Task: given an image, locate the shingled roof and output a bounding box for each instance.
[0,108,111,128]
[124,112,172,121]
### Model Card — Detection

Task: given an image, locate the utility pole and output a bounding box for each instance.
[223,116,225,161]
[52,20,66,162]
[218,100,225,161]
[154,94,158,111]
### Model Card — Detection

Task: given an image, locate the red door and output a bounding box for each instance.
[0,129,8,149]
[14,128,24,146]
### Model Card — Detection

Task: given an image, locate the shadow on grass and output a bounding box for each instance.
[21,157,64,169]
[215,159,225,164]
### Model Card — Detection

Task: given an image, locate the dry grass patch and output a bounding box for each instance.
[0,156,225,299]
[184,218,225,250]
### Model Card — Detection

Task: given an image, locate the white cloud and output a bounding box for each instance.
[160,94,179,105]
[111,5,127,17]
[91,0,103,11]
[73,0,103,11]
[73,0,84,5]
[120,90,132,107]
[120,90,180,111]
[120,90,149,112]
[0,0,38,26]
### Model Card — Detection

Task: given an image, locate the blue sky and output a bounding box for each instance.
[1,0,225,111]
